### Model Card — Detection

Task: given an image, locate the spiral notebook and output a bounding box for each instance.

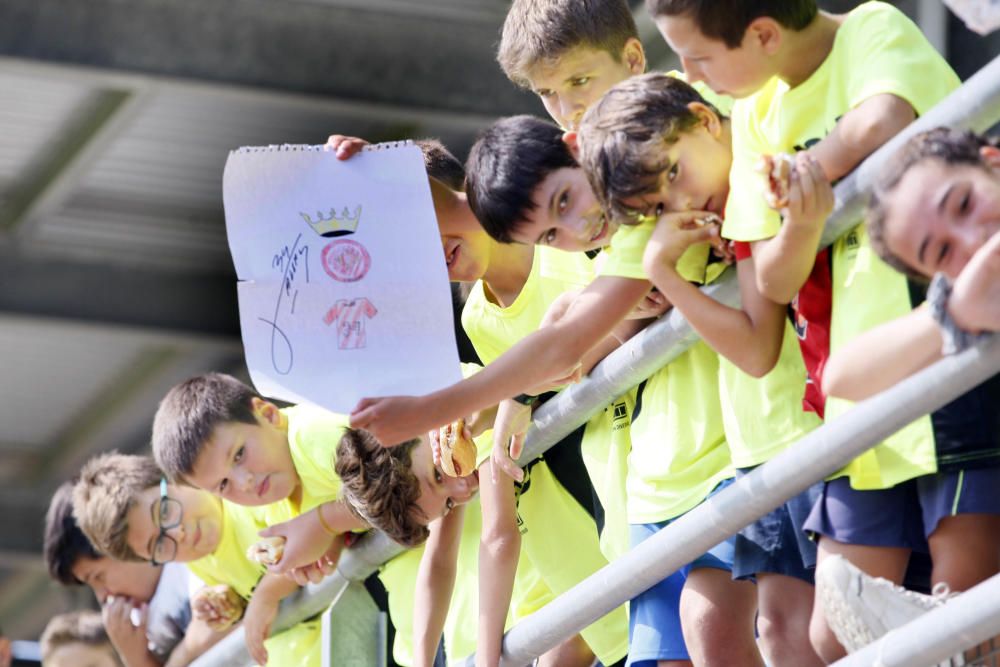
[223,141,461,413]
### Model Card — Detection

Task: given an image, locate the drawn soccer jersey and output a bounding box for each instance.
[323,297,377,349]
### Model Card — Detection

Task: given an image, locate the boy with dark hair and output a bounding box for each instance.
[646,0,1000,661]
[497,0,644,130]
[40,611,122,667]
[73,453,322,666]
[577,71,829,667]
[44,481,225,667]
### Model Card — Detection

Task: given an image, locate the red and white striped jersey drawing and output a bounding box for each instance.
[323,297,378,349]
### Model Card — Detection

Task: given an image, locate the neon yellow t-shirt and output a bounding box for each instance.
[188,501,321,667]
[462,247,632,561]
[260,405,347,528]
[718,322,823,468]
[723,1,958,487]
[461,246,594,365]
[378,496,550,666]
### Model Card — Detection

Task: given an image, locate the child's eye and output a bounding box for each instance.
[544,229,558,245]
[667,163,680,183]
[570,76,591,87]
[654,203,665,217]
[558,190,569,213]
[434,469,443,484]
[234,446,245,464]
[219,478,228,493]
[960,191,971,212]
[536,89,554,99]
[445,498,455,515]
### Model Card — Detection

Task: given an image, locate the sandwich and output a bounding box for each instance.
[439,418,477,478]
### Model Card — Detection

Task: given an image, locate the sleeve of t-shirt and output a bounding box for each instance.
[287,405,348,498]
[841,5,960,116]
[722,100,782,242]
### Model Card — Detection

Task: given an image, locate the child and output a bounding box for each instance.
[72,452,320,666]
[646,0,997,661]
[44,481,226,666]
[328,133,631,666]
[151,373,361,571]
[497,0,646,131]
[824,127,1000,398]
[40,611,122,667]
[577,71,829,667]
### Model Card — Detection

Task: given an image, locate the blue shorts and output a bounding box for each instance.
[732,468,820,583]
[626,480,736,667]
[803,467,1000,550]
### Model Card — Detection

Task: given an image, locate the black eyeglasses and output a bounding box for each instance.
[150,478,183,566]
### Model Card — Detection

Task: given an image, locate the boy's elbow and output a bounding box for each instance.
[756,272,796,306]
[742,347,780,379]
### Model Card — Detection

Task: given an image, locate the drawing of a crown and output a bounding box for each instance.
[300,205,362,237]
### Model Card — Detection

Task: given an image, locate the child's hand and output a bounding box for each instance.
[323,134,369,159]
[781,153,834,233]
[627,287,670,320]
[191,585,246,632]
[102,596,149,665]
[950,230,1000,333]
[258,509,338,575]
[643,210,724,275]
[490,399,532,483]
[243,590,280,665]
[350,395,436,446]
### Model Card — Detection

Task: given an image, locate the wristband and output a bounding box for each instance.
[512,393,539,406]
[928,272,984,355]
[316,505,338,536]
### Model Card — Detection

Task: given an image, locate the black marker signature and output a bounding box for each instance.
[259,234,310,374]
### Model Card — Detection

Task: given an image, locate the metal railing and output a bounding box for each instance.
[193,53,1000,667]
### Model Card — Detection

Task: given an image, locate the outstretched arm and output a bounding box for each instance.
[351,275,651,445]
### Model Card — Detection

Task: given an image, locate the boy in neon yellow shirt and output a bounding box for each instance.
[646,0,996,661]
[150,373,369,663]
[576,71,831,667]
[72,453,320,666]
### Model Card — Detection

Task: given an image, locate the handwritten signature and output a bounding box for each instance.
[258,234,310,374]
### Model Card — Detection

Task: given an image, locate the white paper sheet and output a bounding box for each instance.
[223,143,461,413]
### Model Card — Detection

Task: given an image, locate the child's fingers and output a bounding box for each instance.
[348,399,377,428]
[508,433,525,461]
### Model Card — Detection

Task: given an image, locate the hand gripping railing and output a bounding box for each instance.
[193,54,1000,666]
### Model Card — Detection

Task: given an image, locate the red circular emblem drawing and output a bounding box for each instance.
[321,239,371,282]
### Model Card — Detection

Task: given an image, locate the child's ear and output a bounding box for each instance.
[622,37,646,75]
[251,397,282,426]
[746,17,782,55]
[687,102,722,137]
[980,145,1000,169]
[562,131,581,160]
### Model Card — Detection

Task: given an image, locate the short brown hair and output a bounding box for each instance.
[73,452,161,562]
[578,72,721,222]
[868,127,999,281]
[417,139,466,192]
[40,610,121,665]
[646,0,817,48]
[44,480,102,586]
[335,432,429,547]
[152,373,259,481]
[498,0,638,88]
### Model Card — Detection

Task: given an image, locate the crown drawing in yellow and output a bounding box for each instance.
[300,205,362,237]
